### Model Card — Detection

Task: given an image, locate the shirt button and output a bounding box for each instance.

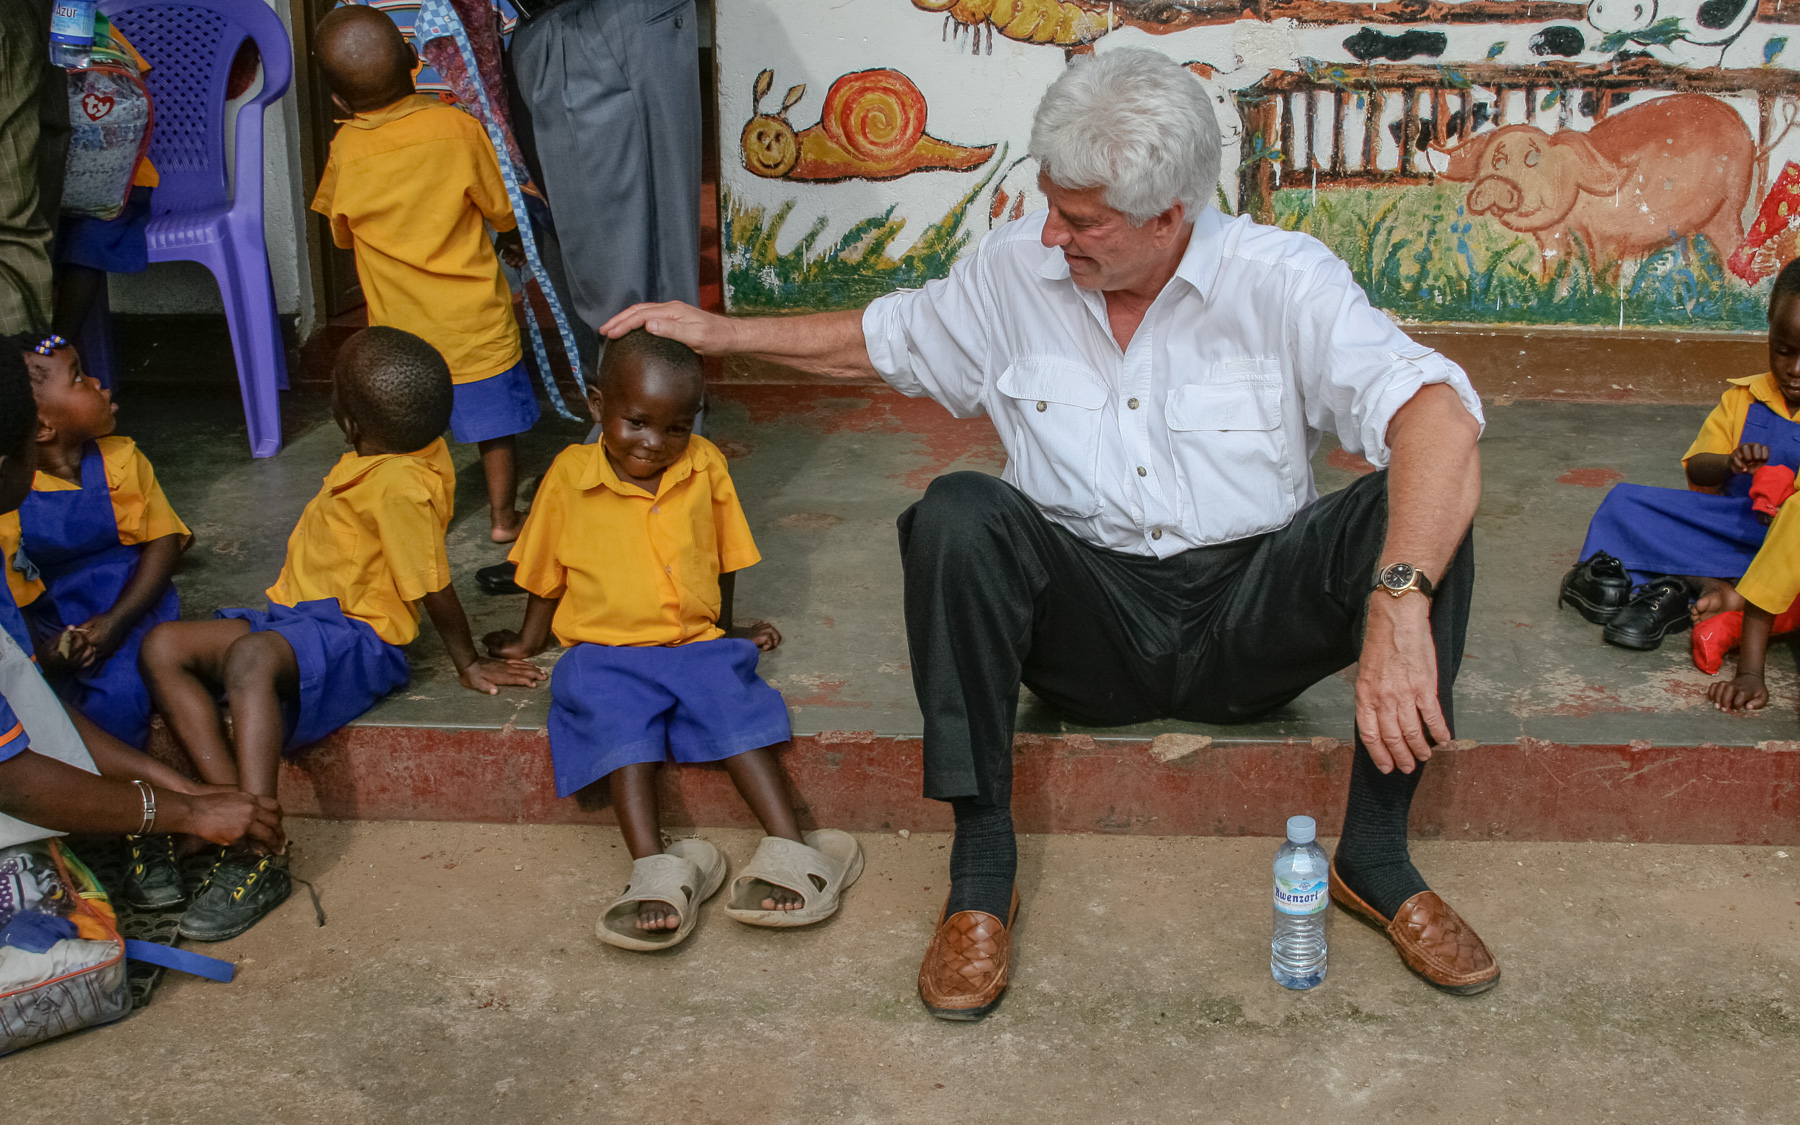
[650,505,659,514]
[1136,466,1147,477]
[1036,401,1048,412]
[1151,529,1163,541]
[664,566,672,573]
[1128,398,1140,410]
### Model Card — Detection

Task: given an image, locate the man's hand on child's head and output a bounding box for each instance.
[1731,442,1772,475]
[459,654,546,695]
[727,620,782,652]
[1707,671,1768,712]
[496,229,526,270]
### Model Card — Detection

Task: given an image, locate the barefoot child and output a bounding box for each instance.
[310,5,536,543]
[1563,259,1800,656]
[14,335,187,750]
[141,328,544,941]
[485,329,862,951]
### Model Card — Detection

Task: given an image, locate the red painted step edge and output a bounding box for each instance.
[148,728,1800,845]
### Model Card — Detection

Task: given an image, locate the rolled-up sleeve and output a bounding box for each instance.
[861,247,994,419]
[1292,257,1484,467]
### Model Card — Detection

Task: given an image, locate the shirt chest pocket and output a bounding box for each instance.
[1164,359,1294,538]
[995,358,1107,519]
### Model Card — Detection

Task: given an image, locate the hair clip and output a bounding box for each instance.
[32,334,68,356]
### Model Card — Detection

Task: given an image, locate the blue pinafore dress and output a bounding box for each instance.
[1578,401,1800,585]
[17,442,179,748]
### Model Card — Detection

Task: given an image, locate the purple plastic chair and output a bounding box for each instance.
[97,0,291,458]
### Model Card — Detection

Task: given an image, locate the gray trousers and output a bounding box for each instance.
[510,0,700,348]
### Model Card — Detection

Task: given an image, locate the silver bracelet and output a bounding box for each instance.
[132,779,156,836]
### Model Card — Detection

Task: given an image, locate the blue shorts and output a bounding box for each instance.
[547,638,792,798]
[216,599,410,754]
[450,359,541,444]
[57,186,152,273]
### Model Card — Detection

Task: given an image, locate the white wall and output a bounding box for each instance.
[110,0,312,337]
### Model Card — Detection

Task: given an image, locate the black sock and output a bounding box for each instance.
[1333,744,1430,919]
[945,797,1016,921]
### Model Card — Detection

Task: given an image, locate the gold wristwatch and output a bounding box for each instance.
[1374,561,1435,599]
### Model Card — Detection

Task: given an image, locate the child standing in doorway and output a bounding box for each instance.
[485,329,863,951]
[310,4,537,542]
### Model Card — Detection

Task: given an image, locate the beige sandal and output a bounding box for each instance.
[723,829,864,927]
[596,839,726,951]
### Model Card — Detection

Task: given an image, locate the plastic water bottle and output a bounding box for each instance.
[49,0,98,69]
[1271,814,1329,989]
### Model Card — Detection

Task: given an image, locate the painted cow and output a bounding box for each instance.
[1586,0,1757,67]
[1436,94,1752,276]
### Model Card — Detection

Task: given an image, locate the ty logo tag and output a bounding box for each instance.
[82,92,115,121]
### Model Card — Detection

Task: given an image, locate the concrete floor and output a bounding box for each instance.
[116,375,1800,748]
[9,821,1799,1122]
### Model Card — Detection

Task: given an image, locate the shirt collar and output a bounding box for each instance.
[573,441,697,498]
[326,437,453,494]
[1730,372,1797,419]
[342,93,441,131]
[1032,205,1229,302]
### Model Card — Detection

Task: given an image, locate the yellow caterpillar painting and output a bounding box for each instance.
[912,0,1114,48]
[741,68,997,182]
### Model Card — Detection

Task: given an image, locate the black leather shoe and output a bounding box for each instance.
[1560,551,1634,623]
[476,561,523,596]
[1603,577,1693,650]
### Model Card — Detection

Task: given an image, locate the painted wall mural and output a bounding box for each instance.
[717,0,1800,329]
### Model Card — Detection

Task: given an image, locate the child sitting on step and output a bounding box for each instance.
[311,5,537,544]
[1563,259,1800,703]
[140,327,544,942]
[14,335,187,751]
[484,329,863,951]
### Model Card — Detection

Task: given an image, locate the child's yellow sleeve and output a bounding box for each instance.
[708,454,761,575]
[102,438,190,547]
[508,463,569,600]
[1683,387,1751,464]
[464,128,516,234]
[310,151,354,249]
[0,513,43,609]
[373,482,452,604]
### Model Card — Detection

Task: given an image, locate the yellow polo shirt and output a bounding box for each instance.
[311,95,521,384]
[29,436,190,548]
[1683,373,1797,466]
[509,437,761,648]
[0,514,42,610]
[266,439,456,646]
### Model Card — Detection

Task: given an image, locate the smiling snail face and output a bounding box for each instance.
[741,70,804,178]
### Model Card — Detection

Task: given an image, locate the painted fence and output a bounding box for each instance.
[718,0,1800,330]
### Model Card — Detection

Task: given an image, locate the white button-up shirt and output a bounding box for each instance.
[861,206,1485,558]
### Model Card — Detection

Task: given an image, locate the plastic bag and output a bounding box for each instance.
[61,60,153,221]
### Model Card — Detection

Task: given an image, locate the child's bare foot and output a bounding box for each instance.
[1691,577,1745,623]
[490,510,522,544]
[760,884,805,911]
[635,898,681,930]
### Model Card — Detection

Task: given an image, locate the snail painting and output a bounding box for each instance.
[740,68,997,183]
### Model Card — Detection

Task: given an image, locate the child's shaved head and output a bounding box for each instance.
[315,5,415,114]
[335,327,453,453]
[0,336,37,462]
[1773,258,1800,321]
[594,328,704,410]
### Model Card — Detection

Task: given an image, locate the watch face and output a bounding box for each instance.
[1380,563,1416,590]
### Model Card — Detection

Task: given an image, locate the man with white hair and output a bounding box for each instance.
[602,48,1495,1016]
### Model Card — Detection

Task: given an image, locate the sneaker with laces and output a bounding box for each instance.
[1559,551,1634,623]
[179,850,292,941]
[1602,577,1693,650]
[123,833,187,910]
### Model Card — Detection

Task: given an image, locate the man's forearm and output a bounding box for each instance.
[726,310,874,379]
[1380,383,1482,581]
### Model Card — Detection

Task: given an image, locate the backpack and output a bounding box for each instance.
[0,839,130,1055]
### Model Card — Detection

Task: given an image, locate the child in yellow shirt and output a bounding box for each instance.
[14,334,188,751]
[310,5,536,543]
[141,328,544,942]
[485,330,863,951]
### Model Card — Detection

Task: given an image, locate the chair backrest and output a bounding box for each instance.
[99,0,292,219]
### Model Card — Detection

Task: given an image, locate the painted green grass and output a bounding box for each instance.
[1273,183,1767,330]
[724,159,1003,313]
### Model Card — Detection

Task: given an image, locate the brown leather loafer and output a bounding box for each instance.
[1329,863,1500,996]
[917,889,1021,1021]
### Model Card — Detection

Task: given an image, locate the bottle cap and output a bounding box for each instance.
[1286,815,1316,844]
